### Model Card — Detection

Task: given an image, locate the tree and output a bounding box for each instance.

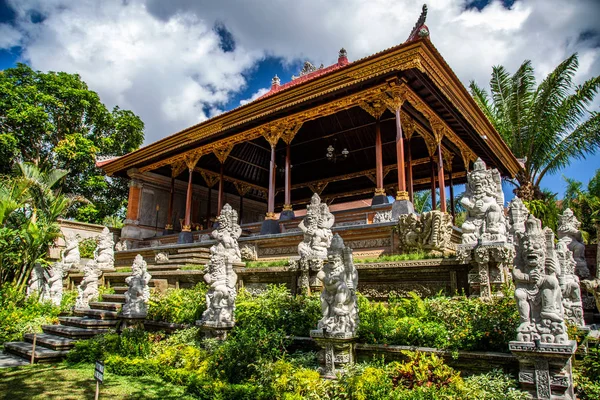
[562,169,600,242]
[469,54,600,200]
[0,163,70,289]
[0,64,144,222]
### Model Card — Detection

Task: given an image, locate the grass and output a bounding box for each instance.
[0,363,195,399]
[178,265,205,271]
[354,252,439,263]
[246,260,289,268]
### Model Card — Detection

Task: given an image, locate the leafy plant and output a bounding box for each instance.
[147,283,208,324]
[78,237,97,259]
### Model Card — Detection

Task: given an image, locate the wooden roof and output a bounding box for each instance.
[99,36,522,205]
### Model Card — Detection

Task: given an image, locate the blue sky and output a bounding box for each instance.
[1,0,599,198]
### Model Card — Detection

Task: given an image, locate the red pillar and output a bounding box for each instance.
[437,144,447,212]
[267,144,276,219]
[406,136,414,202]
[239,195,244,224]
[183,169,193,231]
[395,107,407,200]
[449,168,455,224]
[206,186,212,227]
[217,163,224,212]
[375,118,384,195]
[283,142,292,211]
[430,157,436,210]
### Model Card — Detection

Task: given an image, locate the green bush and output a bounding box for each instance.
[67,329,160,363]
[575,341,600,400]
[0,284,61,343]
[78,237,97,259]
[147,283,208,324]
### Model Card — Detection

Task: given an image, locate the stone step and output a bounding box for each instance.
[42,324,109,339]
[147,264,203,272]
[101,294,126,303]
[74,308,119,319]
[23,333,76,351]
[156,257,207,265]
[168,253,210,260]
[111,286,128,294]
[4,341,69,363]
[59,316,119,329]
[89,301,123,311]
[177,247,210,254]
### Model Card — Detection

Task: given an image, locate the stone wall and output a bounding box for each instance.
[49,219,117,260]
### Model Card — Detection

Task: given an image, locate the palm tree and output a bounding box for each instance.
[469,54,600,200]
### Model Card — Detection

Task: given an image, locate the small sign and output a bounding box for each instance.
[94,360,104,383]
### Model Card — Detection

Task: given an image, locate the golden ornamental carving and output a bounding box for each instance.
[164,224,173,230]
[199,170,220,188]
[233,182,251,197]
[265,212,277,220]
[422,134,438,158]
[374,187,387,196]
[184,150,202,170]
[383,81,409,112]
[307,181,328,196]
[213,144,234,164]
[358,97,387,119]
[400,113,416,140]
[282,204,293,211]
[396,191,409,201]
[281,122,303,144]
[171,160,187,178]
[261,125,282,147]
[181,224,192,232]
[430,119,445,144]
[442,150,454,172]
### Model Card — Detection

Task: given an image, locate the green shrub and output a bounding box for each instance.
[78,237,97,259]
[575,341,600,399]
[106,354,161,376]
[462,370,529,400]
[147,283,208,324]
[389,351,461,390]
[0,284,60,343]
[66,332,120,363]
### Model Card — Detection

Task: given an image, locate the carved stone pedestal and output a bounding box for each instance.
[372,194,389,206]
[290,257,324,295]
[509,340,576,400]
[198,321,234,340]
[279,209,295,221]
[178,230,193,244]
[457,242,514,299]
[260,219,280,235]
[391,199,414,219]
[118,315,146,331]
[310,330,356,379]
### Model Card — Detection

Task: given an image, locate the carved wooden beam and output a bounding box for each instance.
[195,167,267,198]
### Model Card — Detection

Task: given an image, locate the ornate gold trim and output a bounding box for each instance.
[265,212,277,220]
[396,191,409,201]
[182,225,191,232]
[374,187,386,196]
[213,144,234,164]
[282,204,293,211]
[164,224,173,230]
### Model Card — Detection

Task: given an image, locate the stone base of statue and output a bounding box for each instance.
[260,219,280,235]
[118,314,146,331]
[391,199,414,219]
[310,329,357,379]
[197,321,234,340]
[178,230,193,244]
[509,340,576,400]
[457,241,514,299]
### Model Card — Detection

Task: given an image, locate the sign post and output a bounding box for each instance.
[94,360,104,400]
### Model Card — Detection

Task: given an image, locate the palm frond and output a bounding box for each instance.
[508,60,535,158]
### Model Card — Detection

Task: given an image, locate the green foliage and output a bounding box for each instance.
[574,341,600,400]
[562,170,600,241]
[147,283,208,324]
[0,283,60,343]
[470,54,600,200]
[354,252,438,264]
[358,289,519,352]
[0,63,145,223]
[246,260,288,268]
[389,351,461,390]
[523,191,560,232]
[0,163,71,288]
[78,237,97,259]
[67,329,161,364]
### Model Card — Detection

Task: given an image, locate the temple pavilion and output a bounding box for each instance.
[98,6,521,248]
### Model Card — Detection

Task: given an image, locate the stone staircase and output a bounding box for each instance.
[4,295,123,363]
[4,247,210,363]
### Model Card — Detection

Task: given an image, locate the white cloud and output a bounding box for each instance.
[0,23,21,48]
[2,0,599,146]
[239,87,269,106]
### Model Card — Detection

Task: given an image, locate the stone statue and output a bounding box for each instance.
[27,263,49,301]
[94,227,115,270]
[507,196,528,244]
[197,204,243,338]
[199,244,238,329]
[155,252,169,263]
[75,260,102,309]
[557,208,590,279]
[298,193,335,259]
[556,240,585,328]
[397,210,454,255]
[211,204,242,263]
[121,255,152,318]
[373,210,393,223]
[115,239,128,251]
[460,158,507,244]
[62,234,81,269]
[315,234,359,335]
[513,215,568,344]
[240,244,258,261]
